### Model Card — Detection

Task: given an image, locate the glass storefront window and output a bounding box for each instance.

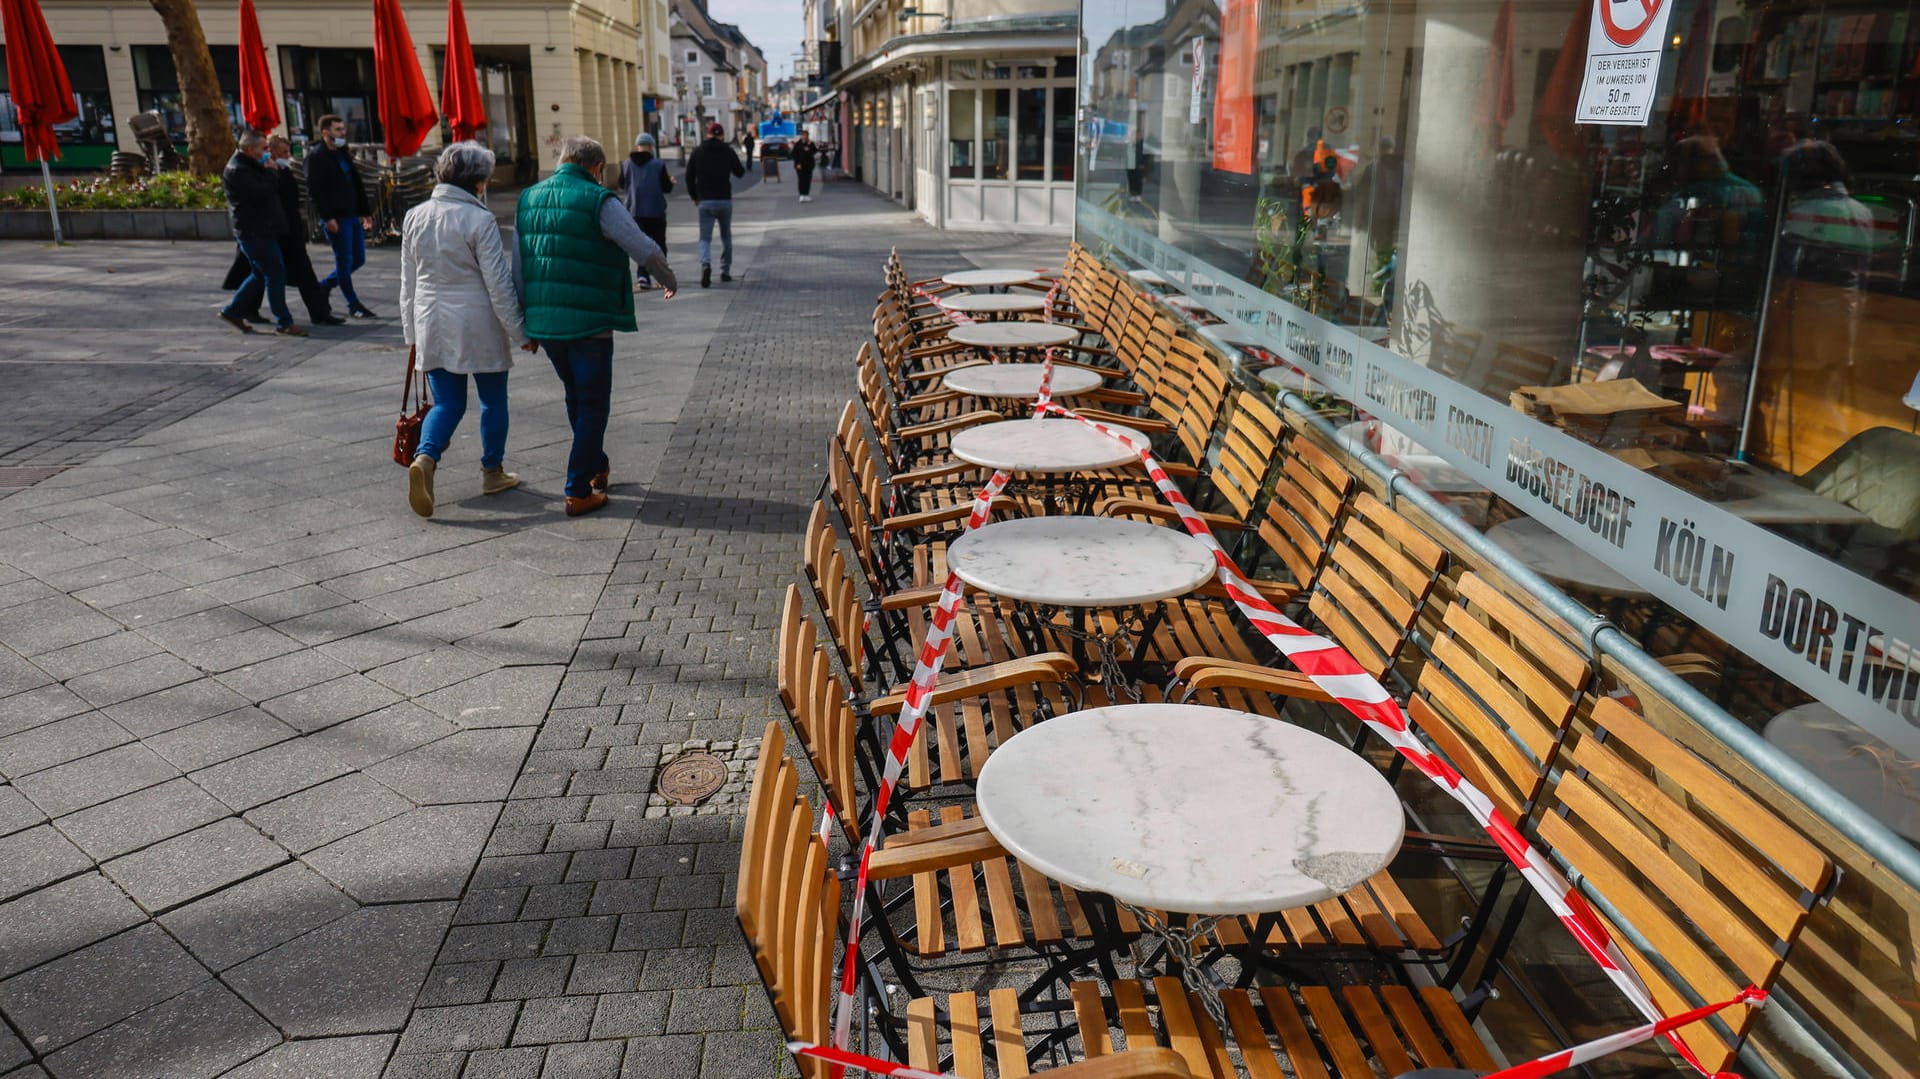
[0,45,116,149]
[131,45,242,143]
[279,47,381,143]
[984,88,1009,180]
[1053,87,1076,182]
[1016,87,1046,180]
[949,87,976,178]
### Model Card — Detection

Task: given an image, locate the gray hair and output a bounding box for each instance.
[237,129,267,149]
[559,136,606,170]
[435,141,497,192]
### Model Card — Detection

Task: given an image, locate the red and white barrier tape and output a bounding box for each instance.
[1031,400,1717,1074]
[792,1040,954,1079]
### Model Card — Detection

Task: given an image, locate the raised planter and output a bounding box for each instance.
[0,208,229,241]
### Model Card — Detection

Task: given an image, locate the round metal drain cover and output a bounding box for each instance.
[658,751,728,805]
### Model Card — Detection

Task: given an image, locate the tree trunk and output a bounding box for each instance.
[147,0,234,175]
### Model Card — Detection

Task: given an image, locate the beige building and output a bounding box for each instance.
[0,0,675,177]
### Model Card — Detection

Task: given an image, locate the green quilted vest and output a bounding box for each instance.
[516,163,636,340]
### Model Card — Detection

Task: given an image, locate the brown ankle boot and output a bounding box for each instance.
[408,455,436,517]
[482,467,520,495]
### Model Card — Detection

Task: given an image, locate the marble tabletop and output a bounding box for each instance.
[948,322,1081,349]
[1767,704,1920,842]
[939,293,1047,314]
[948,516,1215,606]
[1716,464,1873,526]
[975,704,1407,914]
[941,363,1103,400]
[1486,518,1650,597]
[1336,420,1485,495]
[944,268,1042,289]
[949,418,1150,472]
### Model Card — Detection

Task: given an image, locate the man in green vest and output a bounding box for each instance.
[517,135,679,516]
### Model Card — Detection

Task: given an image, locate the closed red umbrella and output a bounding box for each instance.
[441,0,486,143]
[1665,0,1713,136]
[1472,0,1516,152]
[1536,0,1595,158]
[1,0,76,241]
[372,0,437,158]
[237,0,279,133]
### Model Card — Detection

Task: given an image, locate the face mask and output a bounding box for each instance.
[258,148,273,163]
[329,136,347,149]
[275,156,293,168]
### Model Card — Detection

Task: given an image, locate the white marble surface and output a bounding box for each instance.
[944,268,1041,289]
[1767,704,1920,841]
[939,293,1047,314]
[1486,518,1650,597]
[975,704,1407,914]
[942,363,1103,400]
[949,323,1081,349]
[949,418,1150,472]
[948,516,1215,606]
[1127,268,1171,286]
[1336,420,1486,495]
[1717,464,1873,526]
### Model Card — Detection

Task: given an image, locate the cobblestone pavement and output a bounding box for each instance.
[0,173,1061,1079]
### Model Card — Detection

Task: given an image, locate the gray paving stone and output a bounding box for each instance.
[190,737,353,810]
[0,1025,25,1072]
[541,916,617,957]
[29,632,159,682]
[225,901,453,1036]
[615,1035,700,1079]
[262,674,404,734]
[52,777,229,861]
[418,666,566,729]
[415,962,497,1008]
[394,1003,519,1054]
[587,991,668,1039]
[366,647,497,697]
[40,979,277,1079]
[145,707,296,772]
[664,986,745,1034]
[219,1033,395,1079]
[490,956,572,1001]
[465,1046,545,1079]
[216,650,356,704]
[510,997,596,1046]
[243,773,413,853]
[158,862,356,971]
[100,817,286,911]
[12,743,179,817]
[0,924,209,1050]
[365,729,534,805]
[438,921,546,963]
[0,713,132,780]
[102,677,253,738]
[305,803,499,903]
[380,1051,466,1079]
[0,784,45,837]
[0,872,146,979]
[306,701,460,771]
[0,684,90,739]
[540,1040,623,1079]
[67,652,201,708]
[0,823,89,901]
[697,1030,785,1079]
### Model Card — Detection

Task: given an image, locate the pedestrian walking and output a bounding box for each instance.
[222,135,344,327]
[307,113,378,319]
[217,130,308,337]
[792,132,818,203]
[400,142,534,518]
[742,129,755,165]
[515,136,678,517]
[683,122,745,288]
[618,132,674,291]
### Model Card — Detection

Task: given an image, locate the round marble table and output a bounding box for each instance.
[938,293,1046,316]
[948,517,1214,607]
[947,322,1081,351]
[949,418,1150,472]
[943,267,1041,290]
[941,363,1103,401]
[1766,704,1920,842]
[1486,517,1650,598]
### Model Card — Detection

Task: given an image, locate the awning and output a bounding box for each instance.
[803,89,841,115]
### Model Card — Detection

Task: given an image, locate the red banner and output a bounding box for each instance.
[1211,0,1258,174]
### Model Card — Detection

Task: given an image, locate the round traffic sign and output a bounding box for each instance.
[1601,0,1666,48]
[1324,105,1350,135]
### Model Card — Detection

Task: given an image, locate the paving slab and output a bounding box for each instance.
[0,923,209,1050]
[224,902,454,1037]
[40,980,278,1079]
[219,1034,395,1079]
[102,817,287,912]
[159,862,358,971]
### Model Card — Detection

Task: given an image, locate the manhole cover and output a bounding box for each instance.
[658,751,728,805]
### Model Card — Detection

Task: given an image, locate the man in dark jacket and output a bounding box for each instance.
[683,122,745,287]
[306,113,377,319]
[219,131,307,337]
[741,129,755,165]
[791,133,818,203]
[224,134,344,325]
[618,132,674,289]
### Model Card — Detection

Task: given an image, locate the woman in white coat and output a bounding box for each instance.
[402,142,535,518]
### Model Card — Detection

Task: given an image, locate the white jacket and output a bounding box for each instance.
[400,184,527,373]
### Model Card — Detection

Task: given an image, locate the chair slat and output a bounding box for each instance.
[989,988,1029,1078]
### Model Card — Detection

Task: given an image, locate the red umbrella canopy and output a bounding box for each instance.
[0,0,77,161]
[372,0,438,157]
[1536,0,1595,159]
[441,0,486,143]
[237,0,279,134]
[1472,0,1517,153]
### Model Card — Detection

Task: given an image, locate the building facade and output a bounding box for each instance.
[659,0,766,147]
[829,0,1077,232]
[0,0,673,176]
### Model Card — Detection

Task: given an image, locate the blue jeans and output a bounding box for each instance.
[544,338,613,498]
[697,200,733,273]
[224,238,293,328]
[418,369,509,469]
[319,218,366,306]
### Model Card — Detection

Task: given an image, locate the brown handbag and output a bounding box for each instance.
[392,346,432,467]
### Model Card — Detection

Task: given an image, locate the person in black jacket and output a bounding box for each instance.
[683,122,745,287]
[219,131,307,336]
[223,134,344,326]
[791,133,818,203]
[306,113,377,319]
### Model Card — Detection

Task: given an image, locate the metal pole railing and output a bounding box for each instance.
[1275,389,1920,895]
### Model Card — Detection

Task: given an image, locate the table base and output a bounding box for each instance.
[1121,904,1232,1035]
[1019,602,1160,700]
